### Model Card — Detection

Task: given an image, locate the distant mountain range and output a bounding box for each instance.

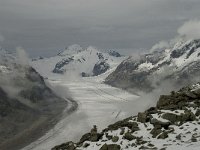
[32,44,125,78]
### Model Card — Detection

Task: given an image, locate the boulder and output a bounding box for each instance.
[137,112,148,123]
[150,118,171,129]
[52,141,75,150]
[112,136,119,142]
[162,111,196,124]
[161,113,178,123]
[107,119,138,131]
[123,132,136,141]
[150,126,162,138]
[157,132,168,139]
[100,144,121,150]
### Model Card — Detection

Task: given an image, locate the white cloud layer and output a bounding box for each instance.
[16,47,29,66]
[178,20,200,39]
[150,41,170,52]
[0,0,200,56]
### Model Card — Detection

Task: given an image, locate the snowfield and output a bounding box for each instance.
[21,74,139,150]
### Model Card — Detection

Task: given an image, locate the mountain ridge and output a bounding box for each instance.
[0,49,69,150]
[105,38,200,93]
[32,45,125,78]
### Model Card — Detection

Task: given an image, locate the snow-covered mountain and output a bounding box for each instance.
[105,39,200,92]
[0,49,68,150]
[31,45,125,78]
[52,82,200,150]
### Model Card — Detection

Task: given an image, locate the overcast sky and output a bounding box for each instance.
[0,0,200,57]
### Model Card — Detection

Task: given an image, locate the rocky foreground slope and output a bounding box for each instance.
[0,49,68,150]
[52,82,200,150]
[105,39,200,92]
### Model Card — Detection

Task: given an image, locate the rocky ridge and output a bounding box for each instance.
[0,49,68,150]
[52,82,200,150]
[105,39,200,92]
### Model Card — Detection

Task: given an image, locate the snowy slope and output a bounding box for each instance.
[52,82,200,150]
[31,45,125,78]
[105,38,200,92]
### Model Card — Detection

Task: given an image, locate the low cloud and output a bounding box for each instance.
[150,41,170,52]
[16,47,29,66]
[178,19,200,39]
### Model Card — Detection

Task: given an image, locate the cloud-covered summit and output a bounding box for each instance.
[178,20,200,39]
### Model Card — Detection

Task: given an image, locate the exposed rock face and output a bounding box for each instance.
[108,50,121,57]
[93,61,110,76]
[52,82,200,150]
[34,45,125,77]
[157,84,200,110]
[53,57,74,74]
[105,39,200,92]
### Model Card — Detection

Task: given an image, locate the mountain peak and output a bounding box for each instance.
[58,44,83,56]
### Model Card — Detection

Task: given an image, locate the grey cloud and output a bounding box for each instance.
[0,0,200,57]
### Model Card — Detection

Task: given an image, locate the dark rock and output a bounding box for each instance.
[146,107,158,114]
[136,137,147,145]
[52,141,75,150]
[157,132,168,139]
[162,111,196,124]
[195,109,200,116]
[93,61,110,76]
[81,72,90,77]
[99,144,121,150]
[105,133,113,140]
[161,113,178,123]
[106,119,138,131]
[137,112,148,123]
[120,128,125,135]
[83,143,90,148]
[97,52,104,60]
[181,111,196,122]
[139,146,148,149]
[90,125,98,142]
[185,91,197,99]
[150,118,170,129]
[108,50,121,57]
[112,136,119,142]
[176,134,181,140]
[191,137,197,142]
[53,57,74,74]
[150,127,162,138]
[193,88,200,96]
[123,132,136,141]
[79,133,91,144]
